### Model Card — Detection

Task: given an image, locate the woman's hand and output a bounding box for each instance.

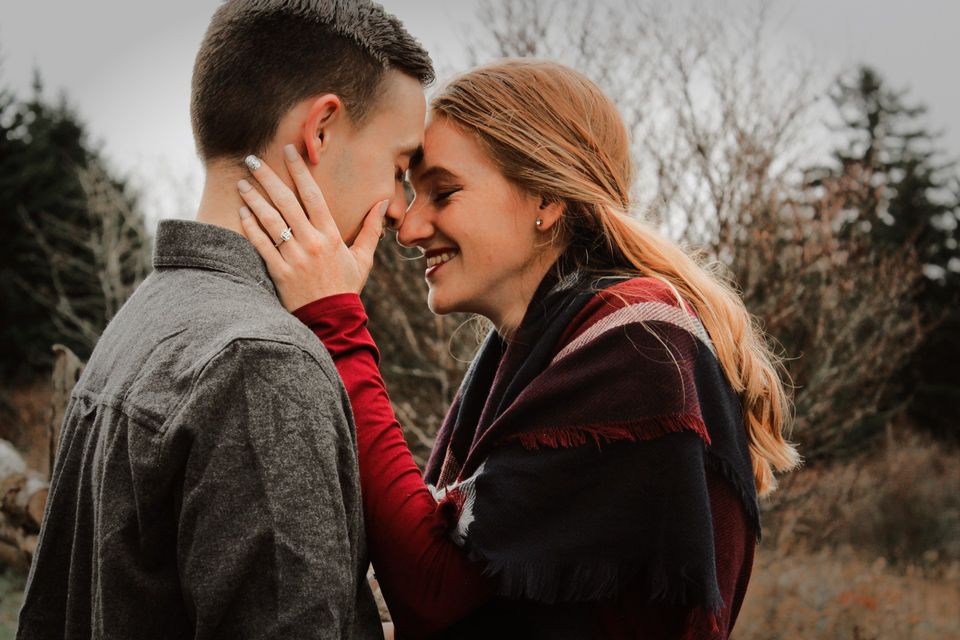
[237,144,389,312]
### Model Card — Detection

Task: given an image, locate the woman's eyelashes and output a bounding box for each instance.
[432,187,461,206]
[406,182,462,210]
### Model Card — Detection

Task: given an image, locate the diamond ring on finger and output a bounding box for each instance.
[274,227,293,247]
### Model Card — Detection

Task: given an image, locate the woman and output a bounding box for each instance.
[237,60,800,638]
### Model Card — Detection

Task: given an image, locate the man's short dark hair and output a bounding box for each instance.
[191,0,435,161]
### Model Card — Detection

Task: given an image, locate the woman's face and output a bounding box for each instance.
[399,117,554,327]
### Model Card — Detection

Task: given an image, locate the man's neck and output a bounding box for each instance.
[195,161,249,236]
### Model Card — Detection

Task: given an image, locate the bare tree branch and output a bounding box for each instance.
[16,163,151,353]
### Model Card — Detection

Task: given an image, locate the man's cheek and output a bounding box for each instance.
[343,215,366,245]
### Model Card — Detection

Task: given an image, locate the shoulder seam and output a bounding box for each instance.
[162,336,339,429]
[190,336,339,394]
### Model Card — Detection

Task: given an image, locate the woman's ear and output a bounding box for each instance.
[301,94,343,164]
[536,196,564,232]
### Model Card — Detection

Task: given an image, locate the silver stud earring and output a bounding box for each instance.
[535,218,543,228]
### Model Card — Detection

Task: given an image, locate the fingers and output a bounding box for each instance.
[282,144,340,238]
[238,206,290,280]
[242,154,313,241]
[237,179,300,250]
[349,199,390,271]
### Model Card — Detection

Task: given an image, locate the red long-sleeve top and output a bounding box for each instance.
[294,294,755,639]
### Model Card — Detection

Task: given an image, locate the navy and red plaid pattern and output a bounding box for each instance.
[424,272,760,637]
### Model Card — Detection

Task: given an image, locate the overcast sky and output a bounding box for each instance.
[1,0,958,223]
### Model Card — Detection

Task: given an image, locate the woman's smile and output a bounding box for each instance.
[424,247,459,279]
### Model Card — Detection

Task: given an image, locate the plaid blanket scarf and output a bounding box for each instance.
[423,270,760,621]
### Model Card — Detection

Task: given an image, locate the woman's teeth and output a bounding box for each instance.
[426,251,459,268]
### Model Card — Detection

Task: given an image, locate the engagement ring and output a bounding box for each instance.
[275,227,293,247]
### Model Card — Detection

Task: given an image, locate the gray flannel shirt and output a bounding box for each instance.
[18,220,382,640]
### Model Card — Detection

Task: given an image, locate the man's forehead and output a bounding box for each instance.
[377,71,427,123]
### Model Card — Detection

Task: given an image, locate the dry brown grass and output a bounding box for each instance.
[735,430,960,638]
[761,429,959,563]
[736,546,960,639]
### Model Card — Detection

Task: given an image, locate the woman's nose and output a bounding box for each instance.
[396,198,434,249]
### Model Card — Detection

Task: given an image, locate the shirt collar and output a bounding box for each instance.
[152,219,278,297]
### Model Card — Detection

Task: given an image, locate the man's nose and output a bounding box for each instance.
[384,195,407,231]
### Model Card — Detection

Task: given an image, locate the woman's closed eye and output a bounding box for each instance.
[432,187,461,205]
[406,179,461,210]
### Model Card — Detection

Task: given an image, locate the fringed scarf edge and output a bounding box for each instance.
[465,549,724,632]
[505,413,712,451]
[502,414,762,544]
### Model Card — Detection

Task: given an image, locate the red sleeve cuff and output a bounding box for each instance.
[292,293,365,327]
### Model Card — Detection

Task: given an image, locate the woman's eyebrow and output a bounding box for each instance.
[411,166,459,184]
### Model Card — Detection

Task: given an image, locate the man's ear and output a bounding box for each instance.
[301,94,343,164]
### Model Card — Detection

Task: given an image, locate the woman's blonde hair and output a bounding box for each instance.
[432,59,800,496]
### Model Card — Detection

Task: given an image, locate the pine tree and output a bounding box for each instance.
[809,65,960,440]
[0,72,150,381]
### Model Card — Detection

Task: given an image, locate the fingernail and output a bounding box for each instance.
[283,144,298,161]
[238,179,252,193]
[244,155,262,171]
[378,199,389,216]
[239,206,251,219]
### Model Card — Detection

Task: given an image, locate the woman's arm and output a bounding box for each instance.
[294,293,496,638]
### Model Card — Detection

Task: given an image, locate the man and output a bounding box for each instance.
[17,1,432,638]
